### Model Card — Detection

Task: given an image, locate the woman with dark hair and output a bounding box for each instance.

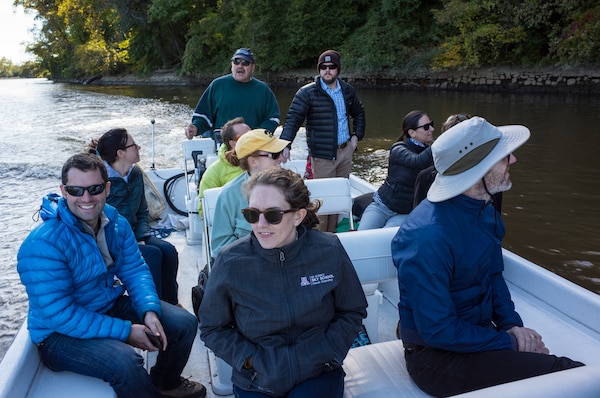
[200,167,367,398]
[358,110,434,230]
[90,128,180,305]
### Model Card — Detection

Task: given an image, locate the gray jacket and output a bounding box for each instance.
[199,226,367,396]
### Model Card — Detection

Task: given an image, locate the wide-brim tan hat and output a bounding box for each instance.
[235,129,290,159]
[427,116,530,202]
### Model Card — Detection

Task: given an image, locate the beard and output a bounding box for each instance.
[484,171,512,194]
[321,74,337,85]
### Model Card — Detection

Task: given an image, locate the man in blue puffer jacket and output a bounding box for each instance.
[17,153,205,398]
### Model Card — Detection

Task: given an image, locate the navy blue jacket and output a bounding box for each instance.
[392,195,523,352]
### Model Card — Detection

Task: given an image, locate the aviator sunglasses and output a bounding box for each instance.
[241,208,297,225]
[414,121,435,131]
[64,183,106,197]
[233,58,251,66]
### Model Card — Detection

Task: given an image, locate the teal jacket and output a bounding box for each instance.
[210,172,251,257]
[17,194,161,344]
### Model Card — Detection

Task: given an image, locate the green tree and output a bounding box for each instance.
[18,0,128,78]
[343,0,441,72]
[550,4,600,65]
[433,0,528,68]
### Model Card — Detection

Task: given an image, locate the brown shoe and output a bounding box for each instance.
[161,377,206,398]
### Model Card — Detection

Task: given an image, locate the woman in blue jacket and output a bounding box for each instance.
[91,129,179,305]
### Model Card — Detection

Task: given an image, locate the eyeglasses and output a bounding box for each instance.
[254,151,282,160]
[319,64,338,71]
[64,183,106,197]
[124,143,140,150]
[233,58,251,66]
[414,121,434,131]
[241,207,297,225]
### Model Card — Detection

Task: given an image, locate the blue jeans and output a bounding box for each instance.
[357,193,407,230]
[233,366,345,398]
[38,295,197,398]
[140,236,180,305]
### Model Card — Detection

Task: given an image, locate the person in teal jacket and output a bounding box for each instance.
[392,117,583,397]
[17,153,205,398]
[210,129,289,258]
[185,48,280,140]
[197,117,250,215]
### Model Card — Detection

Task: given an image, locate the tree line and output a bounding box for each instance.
[11,0,600,79]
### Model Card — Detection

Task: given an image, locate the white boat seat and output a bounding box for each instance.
[336,227,398,285]
[182,138,216,204]
[201,186,222,269]
[343,339,431,397]
[0,323,117,397]
[305,177,355,230]
[282,159,308,175]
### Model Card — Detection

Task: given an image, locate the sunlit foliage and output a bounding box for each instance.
[14,0,600,78]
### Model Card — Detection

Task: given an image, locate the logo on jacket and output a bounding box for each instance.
[300,273,334,286]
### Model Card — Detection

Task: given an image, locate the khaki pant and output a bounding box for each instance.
[311,142,355,232]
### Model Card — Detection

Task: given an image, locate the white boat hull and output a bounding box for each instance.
[2,141,600,397]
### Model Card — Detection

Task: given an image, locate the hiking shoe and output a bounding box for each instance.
[161,377,206,398]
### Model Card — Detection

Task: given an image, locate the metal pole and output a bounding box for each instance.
[150,119,156,170]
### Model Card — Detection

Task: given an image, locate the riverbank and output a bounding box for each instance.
[71,66,600,94]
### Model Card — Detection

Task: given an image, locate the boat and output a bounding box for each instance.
[1,136,600,398]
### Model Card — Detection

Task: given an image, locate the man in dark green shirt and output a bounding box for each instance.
[185,48,280,140]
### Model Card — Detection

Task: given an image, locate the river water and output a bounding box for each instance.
[1,78,599,360]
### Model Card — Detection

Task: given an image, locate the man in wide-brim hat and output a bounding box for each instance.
[391,117,584,397]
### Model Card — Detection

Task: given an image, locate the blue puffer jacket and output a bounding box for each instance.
[17,193,161,344]
[392,195,523,353]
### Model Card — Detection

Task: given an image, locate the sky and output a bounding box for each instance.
[0,0,38,63]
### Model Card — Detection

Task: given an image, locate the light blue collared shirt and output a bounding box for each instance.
[320,78,350,145]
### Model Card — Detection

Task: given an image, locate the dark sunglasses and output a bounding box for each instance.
[64,183,106,197]
[319,64,338,71]
[414,121,434,131]
[233,58,251,66]
[241,207,297,225]
[254,151,282,160]
[124,142,139,150]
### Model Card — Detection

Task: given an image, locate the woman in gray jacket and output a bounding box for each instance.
[199,167,367,397]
